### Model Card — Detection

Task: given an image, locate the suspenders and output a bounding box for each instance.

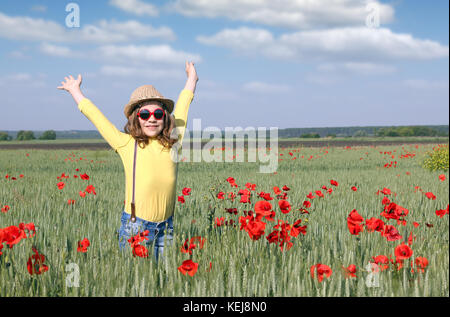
[130,140,138,223]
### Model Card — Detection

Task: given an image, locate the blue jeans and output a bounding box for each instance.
[117,211,173,262]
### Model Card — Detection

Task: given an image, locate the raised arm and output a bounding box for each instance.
[57,74,130,151]
[183,61,199,94]
[172,62,198,147]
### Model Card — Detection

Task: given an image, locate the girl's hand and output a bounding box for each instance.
[185,61,198,82]
[57,74,82,93]
[57,74,86,104]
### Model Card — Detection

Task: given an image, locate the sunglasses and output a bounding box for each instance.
[137,108,165,121]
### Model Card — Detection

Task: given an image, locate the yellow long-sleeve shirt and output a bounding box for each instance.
[78,89,194,222]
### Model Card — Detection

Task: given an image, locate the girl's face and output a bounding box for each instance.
[138,101,165,138]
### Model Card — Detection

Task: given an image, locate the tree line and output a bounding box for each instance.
[0,130,56,141]
[1,125,448,141]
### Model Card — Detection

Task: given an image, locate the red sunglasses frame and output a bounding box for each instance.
[137,108,165,121]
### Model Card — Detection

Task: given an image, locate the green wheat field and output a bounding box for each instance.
[0,142,448,297]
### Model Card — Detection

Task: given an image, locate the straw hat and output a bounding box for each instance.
[124,85,174,118]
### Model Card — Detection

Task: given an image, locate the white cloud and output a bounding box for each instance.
[110,0,159,16]
[242,81,291,93]
[96,44,201,65]
[197,26,449,62]
[39,43,83,58]
[100,65,183,79]
[403,79,449,90]
[169,0,395,29]
[0,73,47,88]
[317,62,396,75]
[0,11,175,43]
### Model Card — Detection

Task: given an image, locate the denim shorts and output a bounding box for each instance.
[117,211,173,262]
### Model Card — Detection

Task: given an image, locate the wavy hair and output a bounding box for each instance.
[124,102,178,149]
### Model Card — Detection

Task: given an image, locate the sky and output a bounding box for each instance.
[0,0,448,131]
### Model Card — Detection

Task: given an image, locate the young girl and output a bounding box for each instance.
[58,62,198,261]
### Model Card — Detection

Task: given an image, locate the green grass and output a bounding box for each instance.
[0,143,448,296]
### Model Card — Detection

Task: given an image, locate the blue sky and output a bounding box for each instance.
[0,0,448,131]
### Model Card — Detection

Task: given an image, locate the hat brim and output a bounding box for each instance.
[124,98,174,118]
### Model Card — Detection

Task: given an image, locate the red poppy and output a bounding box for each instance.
[413,257,429,273]
[381,197,390,205]
[180,239,196,254]
[215,217,225,227]
[273,186,281,195]
[27,247,49,275]
[217,191,225,199]
[225,208,238,215]
[278,200,291,214]
[245,183,256,191]
[1,225,26,248]
[306,192,315,199]
[239,215,266,241]
[79,191,86,198]
[330,180,339,187]
[258,191,274,201]
[407,232,416,246]
[351,186,357,192]
[381,225,402,241]
[182,187,191,196]
[85,185,96,195]
[395,243,413,260]
[67,199,75,205]
[435,205,449,218]
[372,255,390,271]
[266,230,279,244]
[132,244,149,258]
[57,182,65,190]
[365,217,385,232]
[77,238,90,253]
[80,173,90,180]
[239,194,250,204]
[413,222,420,228]
[310,264,332,282]
[178,195,185,204]
[343,264,357,278]
[19,222,36,238]
[127,230,150,248]
[381,202,409,221]
[1,205,10,213]
[425,192,436,200]
[228,192,236,201]
[282,185,290,191]
[347,209,364,236]
[226,177,238,188]
[438,174,446,181]
[178,259,199,276]
[290,219,307,237]
[264,210,276,222]
[315,190,324,198]
[303,200,311,208]
[255,200,273,217]
[381,188,391,195]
